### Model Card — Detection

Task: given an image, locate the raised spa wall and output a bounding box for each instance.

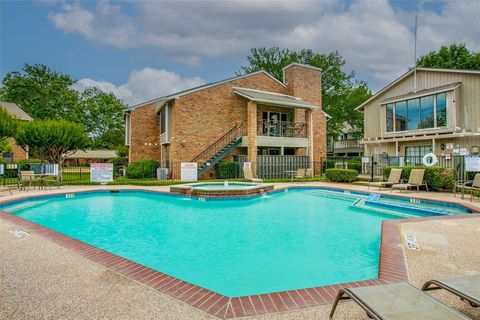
[169,183,274,198]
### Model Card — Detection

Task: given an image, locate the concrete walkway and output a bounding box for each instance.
[1,183,479,319]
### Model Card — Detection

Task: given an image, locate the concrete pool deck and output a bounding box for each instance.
[1,182,479,319]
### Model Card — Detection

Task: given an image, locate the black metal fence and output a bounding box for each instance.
[1,154,478,185]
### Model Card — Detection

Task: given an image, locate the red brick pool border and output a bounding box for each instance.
[1,189,478,319]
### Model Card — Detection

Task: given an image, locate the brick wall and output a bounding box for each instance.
[128,104,161,162]
[169,72,286,163]
[6,137,28,161]
[284,65,327,163]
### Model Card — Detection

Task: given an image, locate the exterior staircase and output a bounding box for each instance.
[192,123,246,177]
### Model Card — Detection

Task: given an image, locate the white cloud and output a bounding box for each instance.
[72,68,206,106]
[49,0,480,88]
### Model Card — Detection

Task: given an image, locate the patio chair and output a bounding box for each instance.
[329,282,470,320]
[466,174,480,202]
[368,168,402,190]
[422,274,480,307]
[243,167,263,183]
[19,171,37,191]
[305,168,313,178]
[294,168,306,179]
[391,169,428,192]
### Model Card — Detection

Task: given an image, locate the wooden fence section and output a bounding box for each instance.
[235,155,310,179]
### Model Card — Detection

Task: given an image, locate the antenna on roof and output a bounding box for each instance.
[413,14,418,93]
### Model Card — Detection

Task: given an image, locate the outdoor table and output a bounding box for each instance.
[21,174,55,191]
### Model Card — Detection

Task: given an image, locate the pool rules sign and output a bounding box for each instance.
[90,163,114,183]
[181,162,198,181]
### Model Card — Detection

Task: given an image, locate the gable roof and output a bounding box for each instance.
[0,101,33,121]
[233,87,318,110]
[126,70,286,111]
[356,67,480,111]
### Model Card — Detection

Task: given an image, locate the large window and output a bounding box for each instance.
[385,91,448,133]
[407,98,420,130]
[386,103,394,132]
[405,145,432,165]
[436,93,447,127]
[395,101,407,131]
[419,95,434,129]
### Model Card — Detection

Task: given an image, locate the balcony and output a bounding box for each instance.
[334,139,362,150]
[257,120,307,138]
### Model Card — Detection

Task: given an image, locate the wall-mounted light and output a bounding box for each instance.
[440,143,445,150]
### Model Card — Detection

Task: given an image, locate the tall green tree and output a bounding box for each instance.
[1,63,127,148]
[1,64,78,120]
[75,87,126,148]
[238,47,371,136]
[417,44,480,70]
[15,120,90,178]
[0,108,17,149]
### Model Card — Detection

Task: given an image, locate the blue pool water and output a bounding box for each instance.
[1,189,469,297]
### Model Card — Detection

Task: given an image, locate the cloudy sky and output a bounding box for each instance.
[1,0,479,106]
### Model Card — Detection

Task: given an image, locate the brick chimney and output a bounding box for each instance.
[283,63,327,164]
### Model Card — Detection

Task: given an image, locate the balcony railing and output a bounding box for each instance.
[333,139,362,150]
[257,120,307,138]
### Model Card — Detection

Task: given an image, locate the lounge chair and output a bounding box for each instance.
[422,274,480,307]
[243,167,263,183]
[391,168,428,192]
[329,282,470,320]
[294,168,306,179]
[368,168,402,190]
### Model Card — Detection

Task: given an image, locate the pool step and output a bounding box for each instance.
[306,189,366,201]
[5,200,48,212]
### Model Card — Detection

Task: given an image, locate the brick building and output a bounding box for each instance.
[0,101,32,162]
[125,64,328,178]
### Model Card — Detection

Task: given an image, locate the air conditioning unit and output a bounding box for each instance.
[157,168,169,180]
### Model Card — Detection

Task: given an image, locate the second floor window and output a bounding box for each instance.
[385,91,448,133]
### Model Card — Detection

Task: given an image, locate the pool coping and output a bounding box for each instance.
[1,187,479,319]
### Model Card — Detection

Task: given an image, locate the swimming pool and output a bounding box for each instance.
[0,188,472,298]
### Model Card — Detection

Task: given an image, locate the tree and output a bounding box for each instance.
[0,64,79,120]
[417,44,480,70]
[238,47,371,136]
[0,108,17,147]
[1,64,127,148]
[75,87,126,148]
[15,120,90,179]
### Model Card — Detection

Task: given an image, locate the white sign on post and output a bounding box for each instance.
[0,164,4,175]
[90,163,114,183]
[361,157,370,164]
[465,156,480,172]
[181,162,198,181]
[243,162,252,169]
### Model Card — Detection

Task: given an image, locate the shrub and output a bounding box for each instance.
[215,162,238,179]
[15,158,43,170]
[383,166,456,191]
[325,168,358,182]
[347,161,362,173]
[323,160,335,171]
[125,159,160,179]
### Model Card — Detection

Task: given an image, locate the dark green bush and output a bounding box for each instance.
[325,168,358,182]
[125,159,160,179]
[384,166,456,191]
[215,162,238,179]
[347,161,361,173]
[15,158,43,170]
[323,160,335,171]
